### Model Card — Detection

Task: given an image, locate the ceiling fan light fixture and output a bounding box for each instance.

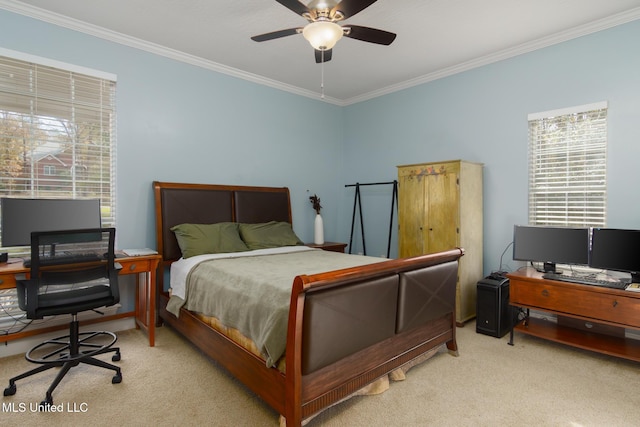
[302,21,343,50]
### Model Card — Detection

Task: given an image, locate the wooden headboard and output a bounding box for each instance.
[152,181,292,265]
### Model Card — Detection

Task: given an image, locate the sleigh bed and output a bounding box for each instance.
[153,181,464,426]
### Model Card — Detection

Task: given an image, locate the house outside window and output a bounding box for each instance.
[43,165,56,176]
[527,102,608,228]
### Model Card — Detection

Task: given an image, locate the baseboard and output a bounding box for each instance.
[0,318,136,359]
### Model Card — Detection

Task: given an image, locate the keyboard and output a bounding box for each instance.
[24,252,103,268]
[542,272,629,290]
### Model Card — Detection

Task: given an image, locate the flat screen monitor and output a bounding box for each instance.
[590,228,640,283]
[1,198,102,248]
[512,225,590,273]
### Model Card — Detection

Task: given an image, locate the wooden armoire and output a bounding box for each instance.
[397,160,483,324]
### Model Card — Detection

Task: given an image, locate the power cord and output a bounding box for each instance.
[491,240,514,277]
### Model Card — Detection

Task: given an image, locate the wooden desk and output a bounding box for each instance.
[507,268,640,362]
[0,254,160,347]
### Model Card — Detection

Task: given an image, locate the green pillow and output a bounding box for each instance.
[238,221,303,250]
[171,222,249,258]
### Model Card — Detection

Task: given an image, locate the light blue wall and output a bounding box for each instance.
[0,10,345,251]
[342,20,640,273]
[1,9,639,279]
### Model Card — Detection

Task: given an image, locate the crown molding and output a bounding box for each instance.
[2,0,639,107]
[342,7,640,105]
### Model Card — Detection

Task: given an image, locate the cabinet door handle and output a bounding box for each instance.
[541,289,550,297]
[613,300,618,307]
[129,264,137,271]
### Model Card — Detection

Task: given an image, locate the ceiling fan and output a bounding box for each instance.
[251,0,396,63]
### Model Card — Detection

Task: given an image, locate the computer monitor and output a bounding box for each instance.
[1,198,102,251]
[590,228,640,283]
[512,225,590,273]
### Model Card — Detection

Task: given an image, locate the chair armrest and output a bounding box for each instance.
[16,279,40,319]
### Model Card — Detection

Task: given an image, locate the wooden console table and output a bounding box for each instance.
[507,268,640,362]
[0,254,160,347]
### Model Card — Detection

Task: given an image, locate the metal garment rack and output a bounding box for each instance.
[345,180,398,257]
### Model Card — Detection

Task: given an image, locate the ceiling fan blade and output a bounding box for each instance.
[332,0,378,19]
[315,49,333,63]
[276,0,310,16]
[344,25,396,45]
[251,28,300,42]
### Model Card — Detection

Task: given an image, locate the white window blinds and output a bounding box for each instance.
[527,102,607,227]
[0,51,117,250]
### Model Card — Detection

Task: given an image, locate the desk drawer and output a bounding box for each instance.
[0,273,17,289]
[511,281,640,328]
[119,259,153,275]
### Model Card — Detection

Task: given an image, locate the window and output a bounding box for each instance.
[0,49,117,336]
[0,49,117,248]
[527,102,607,227]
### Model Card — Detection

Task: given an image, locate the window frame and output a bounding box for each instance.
[43,165,56,176]
[0,47,117,249]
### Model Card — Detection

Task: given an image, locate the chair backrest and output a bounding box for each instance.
[29,228,115,271]
[18,228,120,318]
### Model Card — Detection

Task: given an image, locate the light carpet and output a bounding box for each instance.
[1,321,639,426]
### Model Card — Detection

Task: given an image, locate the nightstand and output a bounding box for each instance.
[306,242,348,253]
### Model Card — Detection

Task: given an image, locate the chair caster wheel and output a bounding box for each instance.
[112,352,121,362]
[4,384,16,396]
[112,373,122,384]
[40,395,53,408]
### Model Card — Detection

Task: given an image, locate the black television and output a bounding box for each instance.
[512,225,590,273]
[1,198,102,251]
[590,228,640,283]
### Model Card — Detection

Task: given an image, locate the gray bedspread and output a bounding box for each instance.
[167,249,382,367]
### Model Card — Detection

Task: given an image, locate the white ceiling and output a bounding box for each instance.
[3,0,640,105]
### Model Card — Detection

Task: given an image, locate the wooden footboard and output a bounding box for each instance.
[285,248,462,425]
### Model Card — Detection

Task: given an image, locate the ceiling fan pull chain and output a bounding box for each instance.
[321,50,325,99]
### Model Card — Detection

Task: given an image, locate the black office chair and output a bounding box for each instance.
[3,228,122,406]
